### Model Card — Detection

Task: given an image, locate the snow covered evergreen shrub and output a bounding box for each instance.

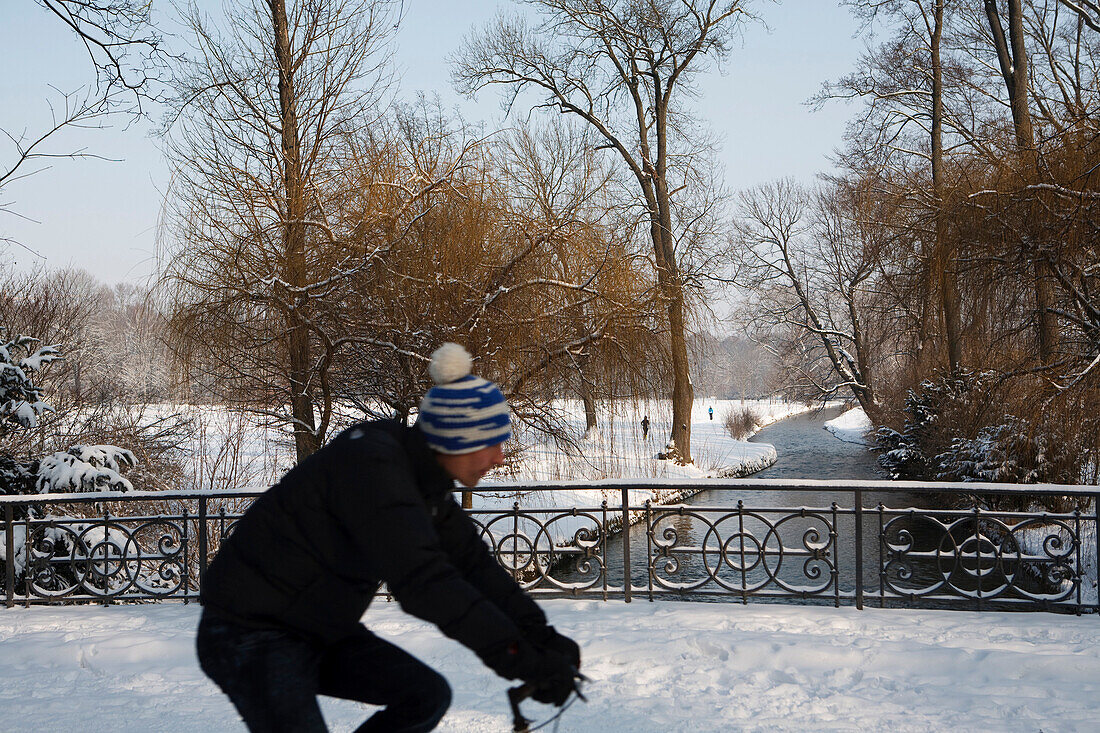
[938,417,1054,484]
[935,417,1086,512]
[876,370,1086,512]
[1,334,139,594]
[875,370,1000,481]
[0,454,37,497]
[0,334,60,437]
[36,445,137,493]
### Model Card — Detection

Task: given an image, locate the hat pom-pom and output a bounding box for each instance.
[428,342,473,384]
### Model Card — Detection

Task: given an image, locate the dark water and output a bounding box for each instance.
[563,407,944,598]
[748,405,883,480]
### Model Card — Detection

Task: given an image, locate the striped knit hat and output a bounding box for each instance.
[417,343,511,454]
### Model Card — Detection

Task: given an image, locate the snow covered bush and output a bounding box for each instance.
[0,334,60,437]
[36,445,137,493]
[935,417,1086,512]
[875,370,1086,512]
[723,406,761,440]
[938,417,1062,484]
[0,454,36,495]
[1,335,136,499]
[1,334,140,595]
[875,370,1000,482]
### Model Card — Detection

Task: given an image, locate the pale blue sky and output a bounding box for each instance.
[0,1,863,285]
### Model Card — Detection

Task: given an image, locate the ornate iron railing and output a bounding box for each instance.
[2,479,1097,613]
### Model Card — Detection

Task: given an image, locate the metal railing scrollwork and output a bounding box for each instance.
[2,480,1097,614]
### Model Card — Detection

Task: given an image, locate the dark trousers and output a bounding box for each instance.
[196,609,451,732]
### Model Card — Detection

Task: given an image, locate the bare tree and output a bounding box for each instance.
[161,0,400,460]
[979,0,1059,363]
[1058,0,1100,31]
[734,178,885,420]
[823,0,966,374]
[83,283,170,403]
[1026,0,1100,130]
[454,0,751,463]
[954,1,1100,384]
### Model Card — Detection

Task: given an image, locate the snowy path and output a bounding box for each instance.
[2,600,1097,732]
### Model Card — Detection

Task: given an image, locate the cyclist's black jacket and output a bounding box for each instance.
[201,420,545,670]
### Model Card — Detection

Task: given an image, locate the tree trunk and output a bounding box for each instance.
[848,294,880,422]
[652,97,693,463]
[1009,1,1057,365]
[576,353,598,433]
[666,282,694,462]
[1033,262,1057,363]
[986,0,1057,365]
[931,0,963,374]
[580,384,598,433]
[271,0,319,461]
[649,192,694,463]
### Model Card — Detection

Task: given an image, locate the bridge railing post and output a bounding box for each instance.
[198,495,208,593]
[621,485,631,603]
[5,504,14,609]
[854,488,864,611]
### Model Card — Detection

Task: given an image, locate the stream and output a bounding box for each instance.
[565,406,946,601]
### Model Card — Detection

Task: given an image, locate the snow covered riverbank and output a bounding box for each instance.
[471,398,820,543]
[2,600,1098,731]
[162,398,822,543]
[162,398,819,490]
[501,398,819,482]
[823,407,872,446]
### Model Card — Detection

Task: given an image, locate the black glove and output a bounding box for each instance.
[526,647,576,707]
[530,668,575,707]
[490,639,576,707]
[527,624,581,670]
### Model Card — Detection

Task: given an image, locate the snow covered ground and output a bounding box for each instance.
[823,407,872,446]
[6,403,1097,730]
[163,398,818,492]
[502,398,818,482]
[3,599,1098,732]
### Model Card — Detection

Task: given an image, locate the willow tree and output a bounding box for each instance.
[328,104,655,443]
[161,0,398,460]
[498,119,657,434]
[455,0,751,463]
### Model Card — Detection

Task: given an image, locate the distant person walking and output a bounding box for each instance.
[641,415,649,439]
[708,406,713,421]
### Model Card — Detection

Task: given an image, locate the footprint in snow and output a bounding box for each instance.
[688,637,730,662]
[825,667,863,690]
